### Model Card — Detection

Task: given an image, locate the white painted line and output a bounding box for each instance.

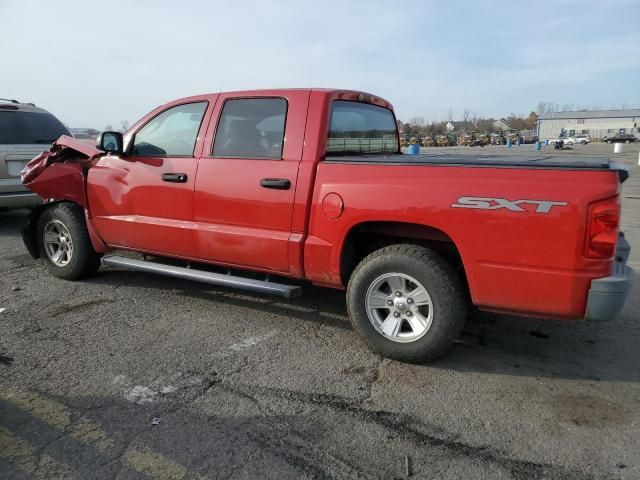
[124,386,157,404]
[0,308,5,314]
[229,331,277,351]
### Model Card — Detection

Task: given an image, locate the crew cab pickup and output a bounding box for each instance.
[20,89,634,362]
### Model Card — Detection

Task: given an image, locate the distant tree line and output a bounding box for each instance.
[398,110,538,136]
[103,120,131,133]
[536,101,639,114]
[399,100,639,137]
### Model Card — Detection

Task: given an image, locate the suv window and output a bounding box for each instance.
[212,98,287,159]
[0,111,69,145]
[327,101,398,155]
[131,102,207,157]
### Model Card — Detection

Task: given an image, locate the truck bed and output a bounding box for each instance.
[309,152,625,317]
[325,153,621,172]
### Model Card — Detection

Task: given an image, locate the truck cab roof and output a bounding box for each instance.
[156,89,395,111]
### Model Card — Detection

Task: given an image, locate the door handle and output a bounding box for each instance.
[260,178,291,190]
[162,173,188,183]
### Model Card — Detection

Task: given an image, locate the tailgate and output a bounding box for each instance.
[1,147,45,194]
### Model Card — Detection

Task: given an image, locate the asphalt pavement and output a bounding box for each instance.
[1,142,639,479]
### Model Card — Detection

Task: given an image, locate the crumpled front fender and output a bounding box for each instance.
[21,135,103,206]
[19,135,109,257]
[21,205,44,259]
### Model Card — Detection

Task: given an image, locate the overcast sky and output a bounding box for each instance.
[1,0,639,128]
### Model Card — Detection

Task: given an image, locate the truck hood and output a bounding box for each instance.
[20,135,103,185]
[20,135,106,207]
[51,135,101,157]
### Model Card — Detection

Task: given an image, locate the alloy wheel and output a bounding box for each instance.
[365,273,434,343]
[43,220,74,267]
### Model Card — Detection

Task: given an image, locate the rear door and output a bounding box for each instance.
[87,98,214,258]
[193,91,309,272]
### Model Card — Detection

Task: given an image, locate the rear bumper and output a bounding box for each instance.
[0,191,42,210]
[585,234,634,321]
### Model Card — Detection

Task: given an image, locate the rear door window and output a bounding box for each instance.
[327,101,398,155]
[212,98,287,159]
[131,102,207,157]
[0,111,69,144]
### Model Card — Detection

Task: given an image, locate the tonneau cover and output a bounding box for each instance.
[324,153,628,181]
[326,153,611,169]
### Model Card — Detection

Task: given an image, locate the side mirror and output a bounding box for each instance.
[96,131,124,154]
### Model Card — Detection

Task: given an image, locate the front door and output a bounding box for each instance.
[193,92,309,272]
[87,100,212,258]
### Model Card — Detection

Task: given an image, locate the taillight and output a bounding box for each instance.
[585,198,620,259]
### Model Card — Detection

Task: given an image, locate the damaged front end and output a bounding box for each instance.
[21,135,102,200]
[20,135,106,258]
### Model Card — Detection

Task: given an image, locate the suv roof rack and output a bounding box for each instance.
[0,98,36,106]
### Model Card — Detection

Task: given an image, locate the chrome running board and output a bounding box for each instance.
[101,255,302,298]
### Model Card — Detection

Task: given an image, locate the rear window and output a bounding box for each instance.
[0,111,69,145]
[326,101,398,155]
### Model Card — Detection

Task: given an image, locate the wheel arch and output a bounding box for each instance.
[21,200,107,259]
[339,220,469,291]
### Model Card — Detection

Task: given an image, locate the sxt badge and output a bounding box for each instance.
[451,197,568,214]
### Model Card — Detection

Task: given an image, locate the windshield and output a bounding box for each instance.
[326,101,398,155]
[0,111,70,145]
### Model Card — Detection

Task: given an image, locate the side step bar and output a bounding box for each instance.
[101,255,303,298]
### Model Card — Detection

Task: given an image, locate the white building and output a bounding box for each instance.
[493,118,512,131]
[537,109,640,140]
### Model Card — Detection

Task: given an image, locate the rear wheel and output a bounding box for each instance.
[37,203,101,280]
[347,244,467,362]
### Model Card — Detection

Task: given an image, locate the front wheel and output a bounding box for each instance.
[347,244,468,362]
[37,203,102,280]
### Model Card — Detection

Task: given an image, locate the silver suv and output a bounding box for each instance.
[574,134,591,144]
[0,98,70,210]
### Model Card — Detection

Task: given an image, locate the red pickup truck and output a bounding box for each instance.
[20,89,634,362]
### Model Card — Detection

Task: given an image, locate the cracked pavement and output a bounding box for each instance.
[1,143,640,479]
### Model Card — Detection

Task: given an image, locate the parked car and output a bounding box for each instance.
[574,134,591,144]
[0,98,70,210]
[20,89,634,362]
[71,132,91,139]
[549,137,575,146]
[603,133,637,144]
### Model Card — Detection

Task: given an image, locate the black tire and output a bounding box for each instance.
[36,202,101,280]
[346,244,468,363]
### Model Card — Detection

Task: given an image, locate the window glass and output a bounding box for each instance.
[212,98,286,159]
[327,101,398,155]
[131,102,207,156]
[0,111,69,145]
